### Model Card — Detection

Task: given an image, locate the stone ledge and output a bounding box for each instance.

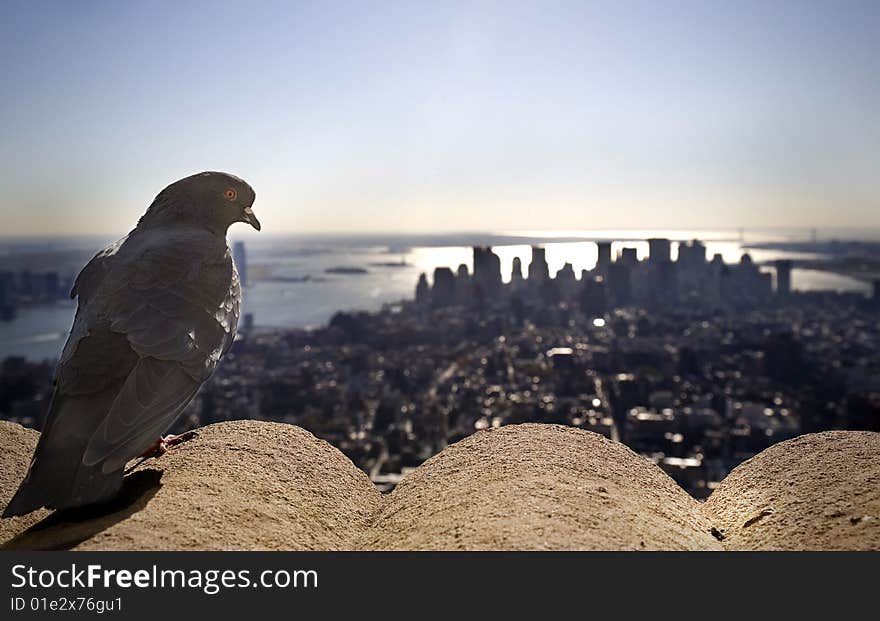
[703,430,880,550]
[1,420,877,550]
[360,424,719,550]
[1,420,382,551]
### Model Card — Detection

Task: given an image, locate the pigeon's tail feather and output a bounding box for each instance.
[1,442,74,518]
[2,390,124,518]
[3,483,46,518]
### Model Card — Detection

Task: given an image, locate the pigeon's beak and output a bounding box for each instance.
[243,206,261,231]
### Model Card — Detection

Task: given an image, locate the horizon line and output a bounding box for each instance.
[3,224,880,240]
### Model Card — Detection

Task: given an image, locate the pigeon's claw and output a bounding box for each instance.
[164,430,199,449]
[138,431,199,460]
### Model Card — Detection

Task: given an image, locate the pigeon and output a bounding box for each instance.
[3,171,260,517]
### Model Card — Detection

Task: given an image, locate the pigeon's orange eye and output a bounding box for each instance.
[224,188,237,201]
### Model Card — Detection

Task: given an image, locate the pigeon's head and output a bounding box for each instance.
[139,172,260,234]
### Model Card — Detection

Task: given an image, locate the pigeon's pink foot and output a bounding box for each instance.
[139,431,199,459]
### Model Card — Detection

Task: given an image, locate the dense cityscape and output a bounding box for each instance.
[0,269,72,321]
[2,238,879,498]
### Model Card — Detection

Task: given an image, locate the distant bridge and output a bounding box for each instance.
[755,258,880,284]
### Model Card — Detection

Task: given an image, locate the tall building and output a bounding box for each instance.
[554,263,577,298]
[0,271,16,320]
[678,240,706,268]
[415,273,429,305]
[775,260,792,296]
[718,254,773,304]
[431,267,456,307]
[596,241,612,273]
[648,238,671,263]
[472,246,502,294]
[528,246,549,282]
[488,249,501,287]
[619,247,639,266]
[455,264,471,304]
[472,246,487,279]
[676,240,707,302]
[233,241,248,288]
[705,254,724,307]
[511,256,524,282]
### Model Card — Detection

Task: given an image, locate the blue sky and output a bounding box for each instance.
[1,0,878,236]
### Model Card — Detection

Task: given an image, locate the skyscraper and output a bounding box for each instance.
[619,247,639,266]
[528,246,549,282]
[775,260,792,296]
[431,267,456,307]
[455,263,471,304]
[415,273,430,305]
[596,241,612,273]
[0,271,15,320]
[511,256,524,282]
[472,246,502,294]
[648,238,671,263]
[233,241,248,288]
[555,262,577,292]
[677,240,706,267]
[676,240,707,302]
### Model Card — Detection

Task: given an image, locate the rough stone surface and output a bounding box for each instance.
[2,420,382,551]
[360,424,722,550]
[3,421,877,550]
[0,421,50,542]
[703,431,880,550]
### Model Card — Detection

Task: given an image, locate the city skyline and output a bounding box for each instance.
[1,1,879,236]
[5,233,877,502]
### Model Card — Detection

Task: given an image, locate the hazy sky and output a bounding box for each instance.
[1,0,878,237]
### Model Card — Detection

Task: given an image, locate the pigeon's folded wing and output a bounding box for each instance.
[102,235,238,379]
[77,234,239,472]
[82,356,200,473]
